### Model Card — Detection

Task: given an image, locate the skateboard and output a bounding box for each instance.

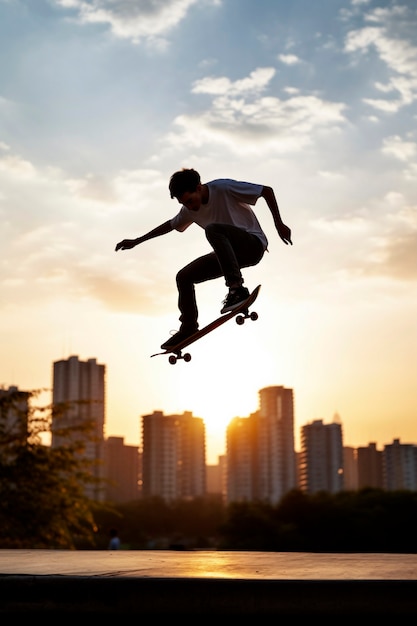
[151,284,261,364]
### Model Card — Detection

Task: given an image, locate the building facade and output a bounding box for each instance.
[384,439,417,491]
[227,414,257,503]
[104,436,139,503]
[357,442,384,489]
[258,385,297,502]
[141,410,206,501]
[299,418,344,494]
[52,355,106,500]
[343,446,358,490]
[227,385,297,504]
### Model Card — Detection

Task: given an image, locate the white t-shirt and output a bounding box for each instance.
[170,179,268,249]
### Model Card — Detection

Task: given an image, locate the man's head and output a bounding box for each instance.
[169,168,200,198]
[169,168,206,211]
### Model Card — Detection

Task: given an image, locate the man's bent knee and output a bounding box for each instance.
[176,266,189,287]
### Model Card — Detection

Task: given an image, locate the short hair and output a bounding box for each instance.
[169,168,201,199]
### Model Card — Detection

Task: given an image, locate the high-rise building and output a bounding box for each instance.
[258,385,297,502]
[206,455,227,498]
[299,418,344,494]
[226,385,296,504]
[141,410,206,501]
[357,442,384,489]
[384,439,417,491]
[104,436,139,503]
[227,413,257,503]
[343,446,358,490]
[52,355,106,500]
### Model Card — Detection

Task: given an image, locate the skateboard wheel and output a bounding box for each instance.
[250,311,258,321]
[236,315,245,325]
[184,353,192,362]
[168,355,177,365]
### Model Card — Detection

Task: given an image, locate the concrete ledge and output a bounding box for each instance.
[1,551,417,616]
[1,576,417,615]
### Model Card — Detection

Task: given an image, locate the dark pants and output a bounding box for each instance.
[176,223,265,331]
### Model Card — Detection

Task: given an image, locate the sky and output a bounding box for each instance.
[0,0,416,464]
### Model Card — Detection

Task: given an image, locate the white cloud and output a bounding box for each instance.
[362,97,403,113]
[54,0,202,45]
[0,143,176,315]
[365,5,408,24]
[345,25,417,80]
[306,181,417,284]
[0,153,36,178]
[362,231,417,280]
[318,170,346,181]
[344,3,417,112]
[165,68,347,156]
[278,54,301,66]
[192,67,276,96]
[382,135,417,162]
[311,215,367,234]
[284,87,300,95]
[358,190,417,281]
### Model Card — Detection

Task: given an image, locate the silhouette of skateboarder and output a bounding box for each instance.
[115,168,292,349]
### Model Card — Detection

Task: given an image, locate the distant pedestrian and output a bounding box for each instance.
[108,528,121,550]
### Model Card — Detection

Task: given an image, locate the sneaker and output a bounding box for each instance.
[221,286,250,314]
[160,328,197,350]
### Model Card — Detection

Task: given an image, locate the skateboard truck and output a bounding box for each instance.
[168,350,192,365]
[235,308,258,325]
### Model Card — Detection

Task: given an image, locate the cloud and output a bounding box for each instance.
[0,143,180,315]
[344,5,417,112]
[311,215,367,235]
[382,135,417,162]
[70,265,173,314]
[65,168,164,206]
[164,68,347,155]
[0,152,36,178]
[309,185,417,283]
[54,0,202,46]
[192,67,276,96]
[65,174,118,204]
[278,54,301,66]
[363,231,417,280]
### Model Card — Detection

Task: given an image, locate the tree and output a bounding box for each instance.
[0,388,98,549]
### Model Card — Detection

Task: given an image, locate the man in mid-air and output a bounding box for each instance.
[115,168,292,349]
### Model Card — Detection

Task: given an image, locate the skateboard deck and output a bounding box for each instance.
[151,284,261,364]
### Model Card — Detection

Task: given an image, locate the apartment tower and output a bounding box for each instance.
[141,410,206,501]
[52,355,106,500]
[357,442,384,489]
[227,385,296,504]
[384,439,417,491]
[104,436,139,503]
[300,418,344,494]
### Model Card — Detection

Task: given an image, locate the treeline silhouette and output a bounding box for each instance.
[91,489,417,553]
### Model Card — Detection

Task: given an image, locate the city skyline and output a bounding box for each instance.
[1,372,414,466]
[0,1,416,465]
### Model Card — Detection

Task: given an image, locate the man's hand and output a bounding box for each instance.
[115,238,138,251]
[277,222,292,245]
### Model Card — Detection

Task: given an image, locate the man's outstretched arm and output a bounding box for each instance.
[115,219,174,251]
[261,185,292,245]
